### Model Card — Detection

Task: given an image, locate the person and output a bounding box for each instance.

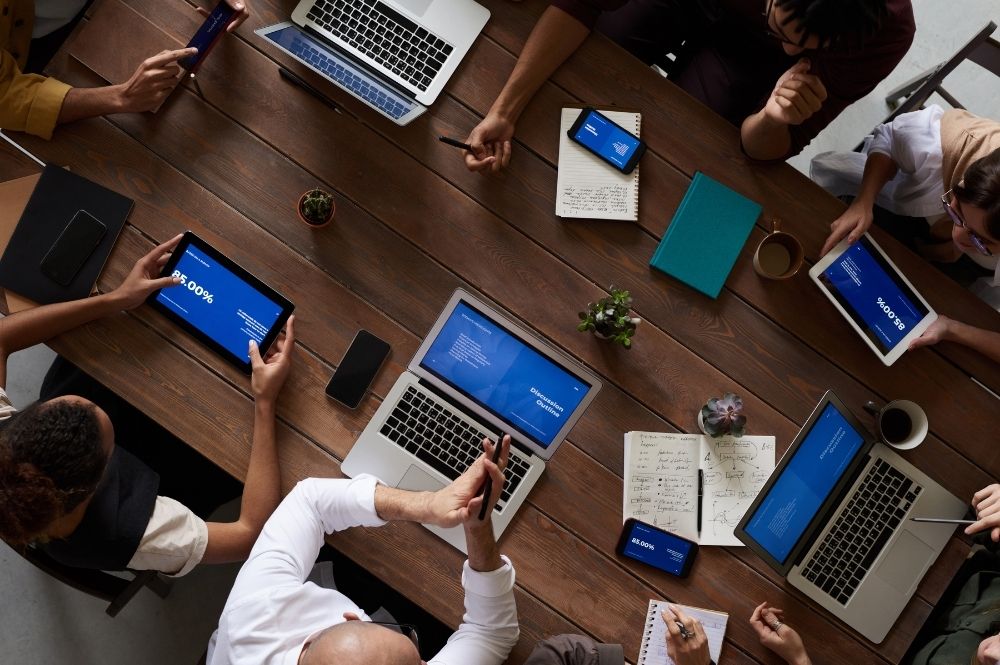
[0,233,294,577]
[522,634,624,665]
[812,106,1000,363]
[206,436,519,665]
[1,0,250,140]
[460,0,914,172]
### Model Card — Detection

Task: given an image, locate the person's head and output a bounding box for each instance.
[298,614,426,665]
[951,147,1000,256]
[979,634,1000,664]
[0,396,114,546]
[765,0,889,55]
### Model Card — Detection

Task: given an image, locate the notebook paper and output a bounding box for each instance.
[639,600,727,665]
[556,108,640,221]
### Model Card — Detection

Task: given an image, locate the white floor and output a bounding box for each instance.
[2,2,998,663]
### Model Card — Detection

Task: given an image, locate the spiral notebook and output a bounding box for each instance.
[639,600,728,665]
[556,108,640,221]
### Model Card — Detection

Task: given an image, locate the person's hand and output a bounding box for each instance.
[249,316,296,404]
[424,435,509,528]
[966,484,1000,542]
[762,58,827,127]
[663,604,711,665]
[113,49,196,113]
[821,199,873,256]
[463,113,514,174]
[196,0,250,32]
[908,315,954,351]
[749,603,810,665]
[110,234,184,309]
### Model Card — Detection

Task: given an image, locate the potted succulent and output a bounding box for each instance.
[577,286,641,349]
[297,188,336,228]
[698,393,746,437]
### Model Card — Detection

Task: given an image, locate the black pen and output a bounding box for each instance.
[279,67,342,115]
[438,135,474,151]
[478,433,506,520]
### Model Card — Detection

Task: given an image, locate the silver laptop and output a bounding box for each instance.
[735,391,965,644]
[255,0,489,125]
[342,289,602,552]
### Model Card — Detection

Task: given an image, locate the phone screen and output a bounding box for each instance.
[325,330,391,408]
[40,210,107,287]
[180,1,238,70]
[569,109,644,173]
[618,519,697,577]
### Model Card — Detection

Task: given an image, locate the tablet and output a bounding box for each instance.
[809,234,936,366]
[148,232,294,374]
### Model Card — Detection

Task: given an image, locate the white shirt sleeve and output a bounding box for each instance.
[224,475,386,606]
[0,387,18,421]
[868,105,945,175]
[127,496,208,577]
[428,556,520,665]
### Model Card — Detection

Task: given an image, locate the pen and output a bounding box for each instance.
[279,67,342,115]
[0,130,46,168]
[438,136,473,151]
[909,518,975,525]
[478,433,505,520]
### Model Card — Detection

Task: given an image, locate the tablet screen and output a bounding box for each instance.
[155,242,287,363]
[818,237,929,355]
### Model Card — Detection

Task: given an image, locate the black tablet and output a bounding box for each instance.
[148,232,294,374]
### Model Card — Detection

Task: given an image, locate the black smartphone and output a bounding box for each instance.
[567,107,647,174]
[325,330,391,409]
[179,1,239,72]
[616,518,699,577]
[39,210,107,287]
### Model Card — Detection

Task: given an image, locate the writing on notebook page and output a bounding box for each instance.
[625,433,699,539]
[640,600,727,665]
[701,437,775,543]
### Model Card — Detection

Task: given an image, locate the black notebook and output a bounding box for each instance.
[0,166,133,304]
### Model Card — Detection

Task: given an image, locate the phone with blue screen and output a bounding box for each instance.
[180,1,238,72]
[616,518,698,577]
[567,108,646,174]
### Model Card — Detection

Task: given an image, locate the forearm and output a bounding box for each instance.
[374,484,433,523]
[944,320,1000,364]
[490,6,589,123]
[854,152,898,207]
[464,523,503,572]
[0,290,123,357]
[58,85,123,125]
[740,110,793,161]
[236,400,282,531]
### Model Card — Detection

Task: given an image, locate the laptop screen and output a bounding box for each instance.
[418,301,592,448]
[743,402,866,564]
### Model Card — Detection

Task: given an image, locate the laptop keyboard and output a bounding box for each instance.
[801,458,922,606]
[285,32,412,119]
[306,0,454,92]
[379,385,533,512]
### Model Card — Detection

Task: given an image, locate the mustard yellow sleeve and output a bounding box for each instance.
[0,49,71,140]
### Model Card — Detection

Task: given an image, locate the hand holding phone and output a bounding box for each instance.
[325,330,391,408]
[616,518,698,577]
[180,1,240,72]
[567,107,647,174]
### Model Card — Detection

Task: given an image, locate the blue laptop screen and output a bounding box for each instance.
[744,403,866,564]
[419,301,591,448]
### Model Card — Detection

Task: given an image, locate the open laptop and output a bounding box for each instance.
[342,289,602,552]
[734,391,965,644]
[255,0,489,125]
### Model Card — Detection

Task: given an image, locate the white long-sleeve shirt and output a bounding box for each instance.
[206,475,519,665]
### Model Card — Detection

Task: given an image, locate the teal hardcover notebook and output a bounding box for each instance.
[649,172,762,298]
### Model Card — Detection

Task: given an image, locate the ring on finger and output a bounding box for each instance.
[771,620,783,631]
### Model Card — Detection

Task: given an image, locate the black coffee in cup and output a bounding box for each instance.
[880,408,913,444]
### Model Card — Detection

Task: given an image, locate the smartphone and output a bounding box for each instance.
[567,107,647,174]
[616,518,698,577]
[39,210,108,287]
[325,330,391,409]
[179,1,239,72]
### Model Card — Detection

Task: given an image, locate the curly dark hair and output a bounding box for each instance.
[0,399,107,545]
[774,0,888,49]
[954,147,1000,241]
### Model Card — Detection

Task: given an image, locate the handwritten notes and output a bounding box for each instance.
[624,432,776,546]
[556,108,640,221]
[640,601,728,665]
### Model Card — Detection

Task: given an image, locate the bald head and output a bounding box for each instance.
[300,622,421,665]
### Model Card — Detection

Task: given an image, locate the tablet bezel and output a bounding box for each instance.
[808,233,937,366]
[147,232,294,375]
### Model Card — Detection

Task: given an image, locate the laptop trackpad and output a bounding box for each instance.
[397,465,446,492]
[389,0,433,18]
[876,531,933,593]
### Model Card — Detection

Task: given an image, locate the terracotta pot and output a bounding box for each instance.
[297,191,335,228]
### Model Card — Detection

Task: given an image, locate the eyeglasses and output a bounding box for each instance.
[370,621,421,652]
[762,0,799,46]
[941,189,994,257]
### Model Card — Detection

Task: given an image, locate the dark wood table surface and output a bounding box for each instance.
[4,0,1000,662]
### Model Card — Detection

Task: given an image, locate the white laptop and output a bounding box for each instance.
[256,0,489,125]
[735,391,965,643]
[342,289,602,552]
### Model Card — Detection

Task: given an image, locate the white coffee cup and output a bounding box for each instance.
[863,399,928,450]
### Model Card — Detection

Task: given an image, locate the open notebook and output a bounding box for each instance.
[556,108,640,221]
[639,600,727,665]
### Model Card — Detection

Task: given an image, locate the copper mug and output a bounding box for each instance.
[753,219,804,280]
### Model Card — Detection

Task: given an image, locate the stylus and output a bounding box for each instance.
[909,518,975,524]
[0,130,45,168]
[279,67,342,115]
[438,136,474,151]
[477,433,505,521]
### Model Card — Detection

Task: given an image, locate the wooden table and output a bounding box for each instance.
[4,0,1000,661]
